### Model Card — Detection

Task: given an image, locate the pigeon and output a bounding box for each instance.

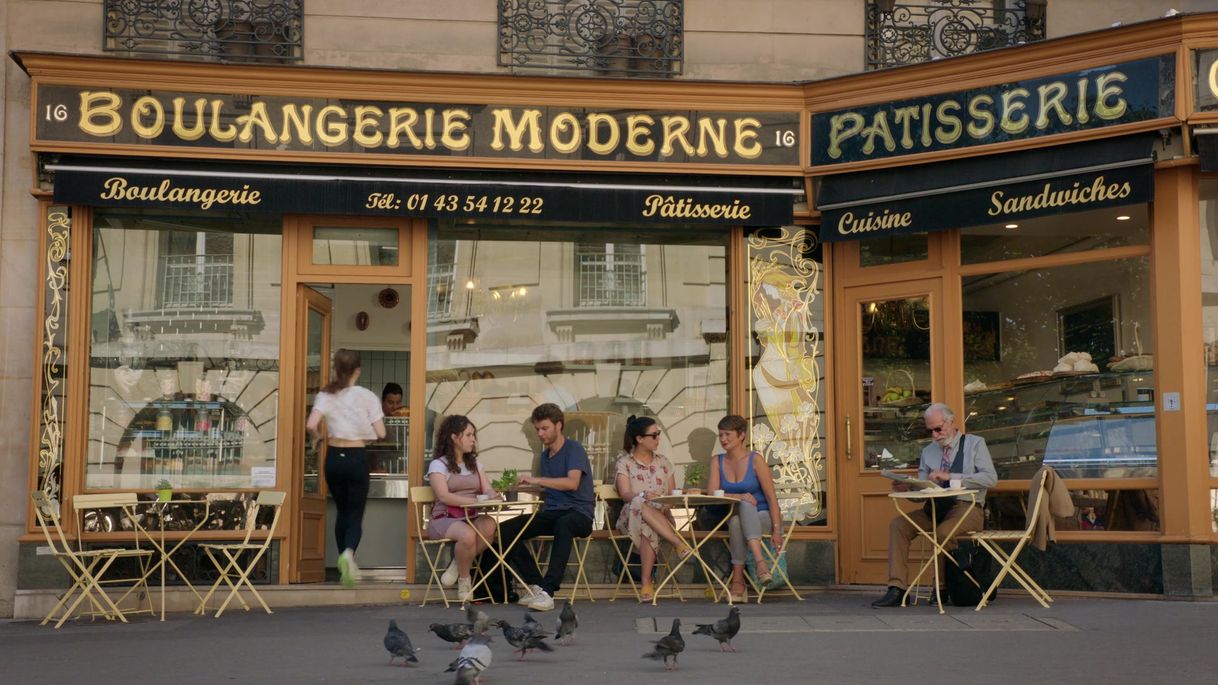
[523,611,548,638]
[384,619,419,665]
[693,606,741,652]
[466,603,492,636]
[446,634,493,685]
[429,622,475,649]
[495,619,554,660]
[643,618,685,671]
[556,600,578,645]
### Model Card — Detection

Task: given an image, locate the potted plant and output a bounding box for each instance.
[492,469,519,500]
[684,462,708,495]
[154,479,173,502]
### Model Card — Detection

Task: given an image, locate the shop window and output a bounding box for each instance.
[424,221,723,509]
[427,239,458,321]
[87,210,282,490]
[859,231,928,267]
[312,226,398,267]
[575,243,646,307]
[988,487,1159,532]
[961,205,1149,265]
[745,227,828,525]
[961,250,1154,480]
[1201,180,1218,476]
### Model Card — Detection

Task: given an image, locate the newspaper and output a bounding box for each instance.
[881,470,943,490]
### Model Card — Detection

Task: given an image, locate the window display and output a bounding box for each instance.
[86,210,282,490]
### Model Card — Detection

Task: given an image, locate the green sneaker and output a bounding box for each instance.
[338,554,358,588]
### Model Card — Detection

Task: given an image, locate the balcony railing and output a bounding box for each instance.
[498,0,683,75]
[427,262,456,321]
[865,0,1046,71]
[160,254,234,308]
[576,246,646,307]
[104,0,303,63]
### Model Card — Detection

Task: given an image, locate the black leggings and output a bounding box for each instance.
[324,446,369,555]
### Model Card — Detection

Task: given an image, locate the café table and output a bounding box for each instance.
[648,493,736,605]
[120,496,212,620]
[888,487,978,614]
[459,496,542,604]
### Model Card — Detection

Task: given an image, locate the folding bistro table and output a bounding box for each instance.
[460,497,541,603]
[648,493,736,605]
[888,488,978,614]
[120,496,212,620]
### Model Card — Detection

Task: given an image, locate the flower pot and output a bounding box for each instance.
[156,488,172,502]
[503,491,519,502]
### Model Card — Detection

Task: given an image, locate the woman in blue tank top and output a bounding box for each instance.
[707,414,782,602]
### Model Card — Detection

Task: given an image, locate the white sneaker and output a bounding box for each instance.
[517,584,542,606]
[440,559,459,588]
[527,588,555,612]
[457,577,473,602]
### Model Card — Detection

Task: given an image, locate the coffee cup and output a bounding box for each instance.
[671,489,683,496]
[476,494,489,502]
[713,489,726,497]
[949,478,962,490]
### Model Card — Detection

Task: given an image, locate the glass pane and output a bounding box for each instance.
[303,307,324,494]
[1201,180,1218,476]
[312,226,398,266]
[962,257,1155,479]
[860,296,932,469]
[859,232,928,267]
[356,347,411,477]
[989,488,1159,532]
[961,205,1149,264]
[424,221,727,496]
[745,227,827,525]
[86,210,281,489]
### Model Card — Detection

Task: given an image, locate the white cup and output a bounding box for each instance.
[713,489,726,497]
[476,494,489,502]
[671,489,683,496]
[950,478,962,490]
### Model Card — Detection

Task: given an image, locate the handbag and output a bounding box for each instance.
[442,472,483,519]
[745,536,789,589]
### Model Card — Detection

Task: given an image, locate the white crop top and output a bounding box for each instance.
[312,386,384,441]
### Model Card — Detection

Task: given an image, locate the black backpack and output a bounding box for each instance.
[944,540,997,607]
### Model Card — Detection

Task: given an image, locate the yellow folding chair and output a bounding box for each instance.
[410,485,460,607]
[970,468,1054,610]
[71,493,157,618]
[748,491,805,603]
[527,481,597,604]
[31,491,154,628]
[600,484,683,603]
[196,490,286,617]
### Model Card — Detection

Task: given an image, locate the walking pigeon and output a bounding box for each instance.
[693,606,741,652]
[643,618,685,670]
[446,634,493,685]
[523,611,547,638]
[556,600,578,645]
[466,603,492,636]
[429,622,475,648]
[495,619,554,660]
[383,619,418,665]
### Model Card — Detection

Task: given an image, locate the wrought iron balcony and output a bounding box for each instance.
[160,254,234,309]
[104,0,303,63]
[865,0,1046,71]
[498,0,683,76]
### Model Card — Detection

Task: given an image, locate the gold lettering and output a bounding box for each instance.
[934,100,962,144]
[170,97,207,141]
[1095,71,1129,120]
[626,114,656,156]
[423,108,437,149]
[733,117,762,160]
[921,103,933,148]
[130,95,165,139]
[827,112,864,160]
[893,105,920,150]
[1036,82,1072,130]
[1076,78,1091,125]
[999,88,1030,135]
[353,105,384,148]
[660,116,694,157]
[549,112,581,154]
[1210,59,1218,101]
[79,91,123,136]
[386,108,422,149]
[694,117,727,158]
[966,94,995,139]
[861,112,895,155]
[490,108,543,153]
[316,105,348,147]
[280,104,314,145]
[236,101,278,144]
[441,109,471,152]
[208,99,237,142]
[586,113,621,156]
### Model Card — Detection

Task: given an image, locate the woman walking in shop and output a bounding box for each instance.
[708,414,782,603]
[306,348,385,588]
[614,415,692,601]
[426,414,500,602]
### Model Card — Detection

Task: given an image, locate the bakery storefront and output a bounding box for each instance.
[814,17,1218,595]
[15,52,830,596]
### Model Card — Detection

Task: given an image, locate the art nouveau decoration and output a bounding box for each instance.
[746,227,826,524]
[38,207,71,501]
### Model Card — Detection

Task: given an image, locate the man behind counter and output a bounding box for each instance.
[382,382,406,417]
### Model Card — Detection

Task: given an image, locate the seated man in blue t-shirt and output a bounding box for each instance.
[495,403,595,611]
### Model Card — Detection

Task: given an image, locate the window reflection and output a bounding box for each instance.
[87,210,282,490]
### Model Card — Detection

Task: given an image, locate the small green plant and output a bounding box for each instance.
[154,479,173,502]
[491,469,518,491]
[684,462,708,489]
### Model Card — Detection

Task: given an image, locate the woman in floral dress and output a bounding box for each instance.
[614,415,692,601]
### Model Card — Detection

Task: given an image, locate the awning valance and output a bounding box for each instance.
[816,134,1156,242]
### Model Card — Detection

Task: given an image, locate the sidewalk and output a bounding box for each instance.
[3,590,1216,684]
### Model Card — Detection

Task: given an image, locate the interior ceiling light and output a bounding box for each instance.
[1116,215,1131,221]
[1005,223,1018,229]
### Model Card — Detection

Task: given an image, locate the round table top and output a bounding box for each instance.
[650,494,737,507]
[458,497,541,511]
[888,488,977,500]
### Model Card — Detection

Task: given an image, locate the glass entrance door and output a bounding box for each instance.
[290,286,331,582]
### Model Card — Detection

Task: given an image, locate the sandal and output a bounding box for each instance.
[757,569,774,587]
[676,545,694,562]
[640,583,655,602]
[729,586,748,603]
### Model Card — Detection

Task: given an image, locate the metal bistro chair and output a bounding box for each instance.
[599,484,683,603]
[196,490,286,618]
[746,490,805,603]
[526,481,597,604]
[411,485,461,607]
[969,468,1055,610]
[31,491,155,628]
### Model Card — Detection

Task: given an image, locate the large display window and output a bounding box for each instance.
[85,210,283,490]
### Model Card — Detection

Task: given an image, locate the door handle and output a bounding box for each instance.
[845,415,852,460]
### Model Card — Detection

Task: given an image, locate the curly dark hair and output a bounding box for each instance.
[432,414,478,475]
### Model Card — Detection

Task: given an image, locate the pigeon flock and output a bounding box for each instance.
[383,602,744,683]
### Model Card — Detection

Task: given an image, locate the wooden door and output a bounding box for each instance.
[289,286,332,582]
[838,279,945,584]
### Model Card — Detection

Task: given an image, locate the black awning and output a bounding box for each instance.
[48,157,799,226]
[816,134,1156,242]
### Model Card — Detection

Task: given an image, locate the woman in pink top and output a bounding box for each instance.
[306,349,385,588]
[427,414,499,602]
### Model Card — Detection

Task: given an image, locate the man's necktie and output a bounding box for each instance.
[940,445,952,474]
